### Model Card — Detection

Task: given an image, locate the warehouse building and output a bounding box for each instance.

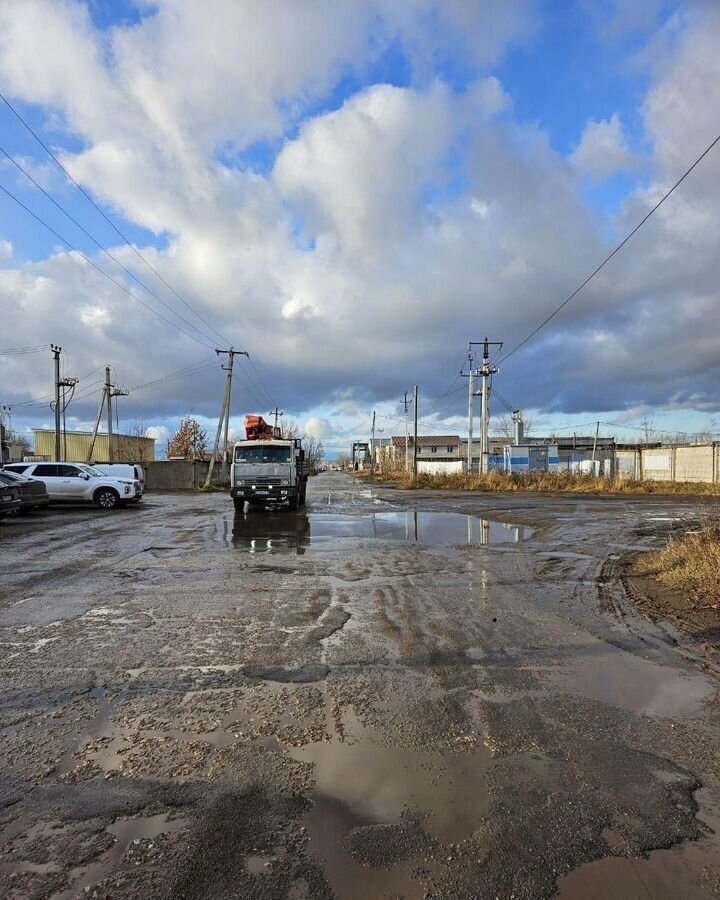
[32,429,156,464]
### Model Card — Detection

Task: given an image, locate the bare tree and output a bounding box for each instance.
[115,421,154,463]
[336,451,351,469]
[304,436,325,474]
[9,430,32,458]
[168,417,208,460]
[495,412,532,439]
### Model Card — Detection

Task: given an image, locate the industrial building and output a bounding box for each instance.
[32,429,156,464]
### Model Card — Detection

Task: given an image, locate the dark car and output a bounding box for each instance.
[0,470,51,512]
[0,483,21,519]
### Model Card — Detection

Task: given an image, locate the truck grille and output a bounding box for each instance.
[253,477,282,486]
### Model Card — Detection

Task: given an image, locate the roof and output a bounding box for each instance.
[391,435,460,447]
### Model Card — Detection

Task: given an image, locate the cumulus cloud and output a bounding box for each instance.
[0,0,719,446]
[570,113,638,178]
[0,239,12,261]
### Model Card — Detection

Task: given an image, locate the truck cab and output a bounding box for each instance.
[230,417,307,510]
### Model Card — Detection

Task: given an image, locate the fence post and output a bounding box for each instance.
[670,445,677,483]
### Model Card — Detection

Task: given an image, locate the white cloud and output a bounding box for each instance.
[0,0,719,437]
[0,239,12,261]
[570,113,638,178]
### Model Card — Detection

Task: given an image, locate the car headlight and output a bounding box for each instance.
[124,486,131,494]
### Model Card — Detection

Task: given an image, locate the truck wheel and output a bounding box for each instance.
[288,497,298,511]
[95,488,120,510]
[233,498,244,512]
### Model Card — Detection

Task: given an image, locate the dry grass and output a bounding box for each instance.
[360,469,720,496]
[632,509,720,604]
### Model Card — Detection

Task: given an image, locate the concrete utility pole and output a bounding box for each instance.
[466,347,475,474]
[105,366,114,463]
[205,348,249,489]
[52,345,61,461]
[370,411,376,477]
[591,421,600,469]
[403,391,410,472]
[467,338,502,475]
[413,385,419,483]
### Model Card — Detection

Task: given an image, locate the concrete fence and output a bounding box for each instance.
[615,443,720,484]
[144,461,229,491]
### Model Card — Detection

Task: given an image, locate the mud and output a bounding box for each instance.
[1,473,719,899]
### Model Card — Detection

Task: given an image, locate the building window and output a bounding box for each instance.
[447,446,453,453]
[431,446,437,453]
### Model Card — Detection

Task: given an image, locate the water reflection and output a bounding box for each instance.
[232,510,311,554]
[229,509,530,554]
[308,511,531,545]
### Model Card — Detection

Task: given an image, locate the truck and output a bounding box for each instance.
[230,415,308,511]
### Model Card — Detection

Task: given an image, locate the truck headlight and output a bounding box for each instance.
[282,479,289,485]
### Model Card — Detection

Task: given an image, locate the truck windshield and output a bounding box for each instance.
[235,445,291,463]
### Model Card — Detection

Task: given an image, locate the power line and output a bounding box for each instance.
[0,344,50,355]
[0,146,224,348]
[0,90,232,349]
[0,181,217,350]
[498,130,720,365]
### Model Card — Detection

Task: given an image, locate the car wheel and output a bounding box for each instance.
[95,488,120,510]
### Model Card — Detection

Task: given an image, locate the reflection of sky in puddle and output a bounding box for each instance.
[227,510,532,554]
[548,649,716,718]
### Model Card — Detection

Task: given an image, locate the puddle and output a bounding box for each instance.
[227,509,531,554]
[546,649,717,718]
[271,703,491,900]
[49,813,185,900]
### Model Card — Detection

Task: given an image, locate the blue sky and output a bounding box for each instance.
[1,0,719,456]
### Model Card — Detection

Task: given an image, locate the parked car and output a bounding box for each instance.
[93,463,145,494]
[0,483,21,519]
[0,470,50,512]
[2,462,141,509]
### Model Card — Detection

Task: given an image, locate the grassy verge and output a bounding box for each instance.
[358,469,720,495]
[631,511,720,606]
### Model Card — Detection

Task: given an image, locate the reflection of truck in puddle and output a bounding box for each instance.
[230,415,308,511]
[232,510,311,554]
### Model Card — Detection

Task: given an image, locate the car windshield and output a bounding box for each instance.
[0,470,22,481]
[78,465,105,477]
[234,445,292,464]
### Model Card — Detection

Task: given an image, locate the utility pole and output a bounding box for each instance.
[462,340,501,475]
[205,348,249,489]
[52,345,61,461]
[270,406,284,434]
[370,411,376,477]
[466,347,475,474]
[403,391,410,473]
[413,385,418,483]
[105,367,114,463]
[591,421,600,471]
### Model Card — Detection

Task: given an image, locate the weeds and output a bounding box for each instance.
[632,507,720,604]
[361,469,720,496]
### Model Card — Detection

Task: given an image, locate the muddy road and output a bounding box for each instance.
[1,472,719,899]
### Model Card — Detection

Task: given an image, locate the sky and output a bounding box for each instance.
[1,0,719,456]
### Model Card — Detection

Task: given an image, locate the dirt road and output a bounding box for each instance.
[1,472,719,899]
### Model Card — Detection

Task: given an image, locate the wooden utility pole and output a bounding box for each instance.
[204,348,248,489]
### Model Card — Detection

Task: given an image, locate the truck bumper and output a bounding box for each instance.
[231,486,296,503]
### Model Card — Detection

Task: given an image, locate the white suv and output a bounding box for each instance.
[3,462,142,509]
